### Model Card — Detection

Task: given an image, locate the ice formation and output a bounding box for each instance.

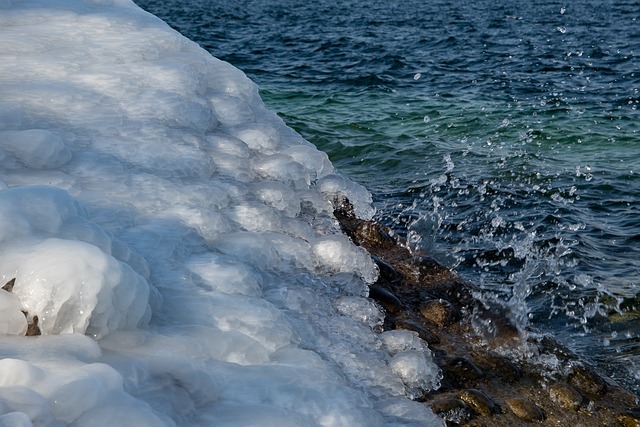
[0,0,443,425]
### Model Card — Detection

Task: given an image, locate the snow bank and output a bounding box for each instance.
[0,0,443,425]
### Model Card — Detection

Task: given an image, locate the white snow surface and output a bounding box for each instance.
[0,0,443,425]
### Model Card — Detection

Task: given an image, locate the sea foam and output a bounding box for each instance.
[0,0,443,425]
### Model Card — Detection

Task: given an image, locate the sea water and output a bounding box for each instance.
[134,0,640,394]
[0,0,445,425]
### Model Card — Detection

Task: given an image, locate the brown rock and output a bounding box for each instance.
[419,298,459,327]
[444,357,484,387]
[458,389,500,416]
[568,364,608,397]
[472,350,522,383]
[354,221,397,250]
[21,312,41,336]
[548,383,584,411]
[26,315,41,336]
[618,410,640,427]
[506,398,545,422]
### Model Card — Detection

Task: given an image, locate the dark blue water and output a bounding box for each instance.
[135,0,640,393]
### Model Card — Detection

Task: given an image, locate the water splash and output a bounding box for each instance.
[392,149,626,349]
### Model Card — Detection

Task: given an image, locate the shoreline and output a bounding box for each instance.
[335,199,640,426]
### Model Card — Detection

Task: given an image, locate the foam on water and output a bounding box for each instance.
[0,0,443,425]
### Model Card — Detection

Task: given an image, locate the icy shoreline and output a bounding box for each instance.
[0,0,443,425]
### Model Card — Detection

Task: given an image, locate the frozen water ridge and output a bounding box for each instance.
[0,0,443,425]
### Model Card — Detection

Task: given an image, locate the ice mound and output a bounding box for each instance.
[0,187,151,339]
[0,0,443,425]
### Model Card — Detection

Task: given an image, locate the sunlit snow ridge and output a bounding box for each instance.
[0,0,443,425]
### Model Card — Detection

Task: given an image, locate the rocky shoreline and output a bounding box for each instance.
[335,201,640,426]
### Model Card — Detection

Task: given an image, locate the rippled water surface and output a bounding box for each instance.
[135,0,640,393]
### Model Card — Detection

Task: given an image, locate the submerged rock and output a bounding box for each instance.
[548,383,584,411]
[334,202,640,426]
[458,389,500,416]
[506,397,545,422]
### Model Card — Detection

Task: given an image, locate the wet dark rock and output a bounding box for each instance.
[472,300,520,342]
[548,383,584,411]
[414,255,442,271]
[419,298,460,328]
[369,284,403,314]
[458,389,500,416]
[568,364,608,397]
[372,256,404,286]
[471,350,522,383]
[393,318,441,345]
[506,398,545,422]
[443,357,484,388]
[536,334,578,361]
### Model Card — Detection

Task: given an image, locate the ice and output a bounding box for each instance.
[382,331,442,398]
[1,238,151,338]
[317,174,376,220]
[389,351,440,398]
[375,398,444,427]
[253,181,301,217]
[313,235,379,283]
[186,254,263,297]
[381,330,426,354]
[0,0,443,425]
[336,296,385,330]
[1,130,72,170]
[0,291,27,336]
[282,144,335,181]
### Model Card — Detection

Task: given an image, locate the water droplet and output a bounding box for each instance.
[413,73,421,80]
[423,116,430,123]
[444,153,455,171]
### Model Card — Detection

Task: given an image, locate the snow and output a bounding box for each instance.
[0,0,443,425]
